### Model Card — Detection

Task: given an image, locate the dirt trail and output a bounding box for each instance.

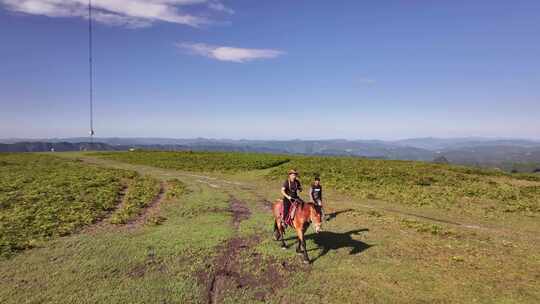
[229,197,251,229]
[74,156,252,190]
[349,202,540,240]
[201,197,297,304]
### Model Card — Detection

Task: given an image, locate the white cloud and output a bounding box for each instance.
[177,42,284,63]
[208,1,233,14]
[0,0,233,28]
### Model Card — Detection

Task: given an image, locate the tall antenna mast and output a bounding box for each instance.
[88,0,95,142]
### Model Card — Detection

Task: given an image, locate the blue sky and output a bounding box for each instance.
[1,0,539,140]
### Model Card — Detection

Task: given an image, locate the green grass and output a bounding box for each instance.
[2,151,540,303]
[94,150,290,172]
[266,156,540,214]
[91,151,540,214]
[109,175,161,224]
[166,178,189,200]
[0,178,233,304]
[0,154,134,258]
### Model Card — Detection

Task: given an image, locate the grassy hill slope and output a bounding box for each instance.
[95,151,540,215]
[1,151,539,303]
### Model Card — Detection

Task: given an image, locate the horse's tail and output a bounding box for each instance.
[273,220,278,232]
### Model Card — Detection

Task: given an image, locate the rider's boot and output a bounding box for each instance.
[280,202,287,227]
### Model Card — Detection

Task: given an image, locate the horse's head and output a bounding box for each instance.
[309,203,323,233]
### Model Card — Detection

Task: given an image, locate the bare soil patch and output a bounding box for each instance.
[229,197,251,228]
[256,195,274,212]
[200,197,302,304]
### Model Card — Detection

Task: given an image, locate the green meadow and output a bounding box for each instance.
[1,151,539,303]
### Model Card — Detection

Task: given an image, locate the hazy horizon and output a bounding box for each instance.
[1,135,540,143]
[1,1,539,139]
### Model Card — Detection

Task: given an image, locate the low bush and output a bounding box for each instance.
[0,154,130,257]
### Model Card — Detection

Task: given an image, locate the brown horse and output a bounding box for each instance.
[272,199,322,264]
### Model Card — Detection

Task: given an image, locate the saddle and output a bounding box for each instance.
[280,199,300,227]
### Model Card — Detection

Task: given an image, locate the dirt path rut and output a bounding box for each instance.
[201,197,297,304]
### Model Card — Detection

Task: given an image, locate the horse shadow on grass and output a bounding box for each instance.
[285,228,372,263]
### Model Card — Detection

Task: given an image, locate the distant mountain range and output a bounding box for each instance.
[0,142,123,153]
[1,137,540,172]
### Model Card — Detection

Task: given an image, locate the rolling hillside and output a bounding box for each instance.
[1,151,539,303]
[2,137,540,172]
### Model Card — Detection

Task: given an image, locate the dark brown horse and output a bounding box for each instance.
[272,199,322,264]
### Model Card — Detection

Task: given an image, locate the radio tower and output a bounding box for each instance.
[88,0,95,142]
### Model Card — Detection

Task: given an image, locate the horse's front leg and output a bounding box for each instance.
[278,222,287,249]
[273,220,280,241]
[296,226,309,264]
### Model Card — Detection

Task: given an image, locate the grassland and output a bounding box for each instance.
[267,156,540,215]
[166,178,189,200]
[92,151,540,215]
[0,154,134,257]
[110,176,161,224]
[94,150,290,172]
[1,151,539,303]
[0,168,231,303]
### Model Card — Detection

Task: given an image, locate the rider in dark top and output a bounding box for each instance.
[281,169,303,223]
[309,176,324,220]
[309,177,323,205]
